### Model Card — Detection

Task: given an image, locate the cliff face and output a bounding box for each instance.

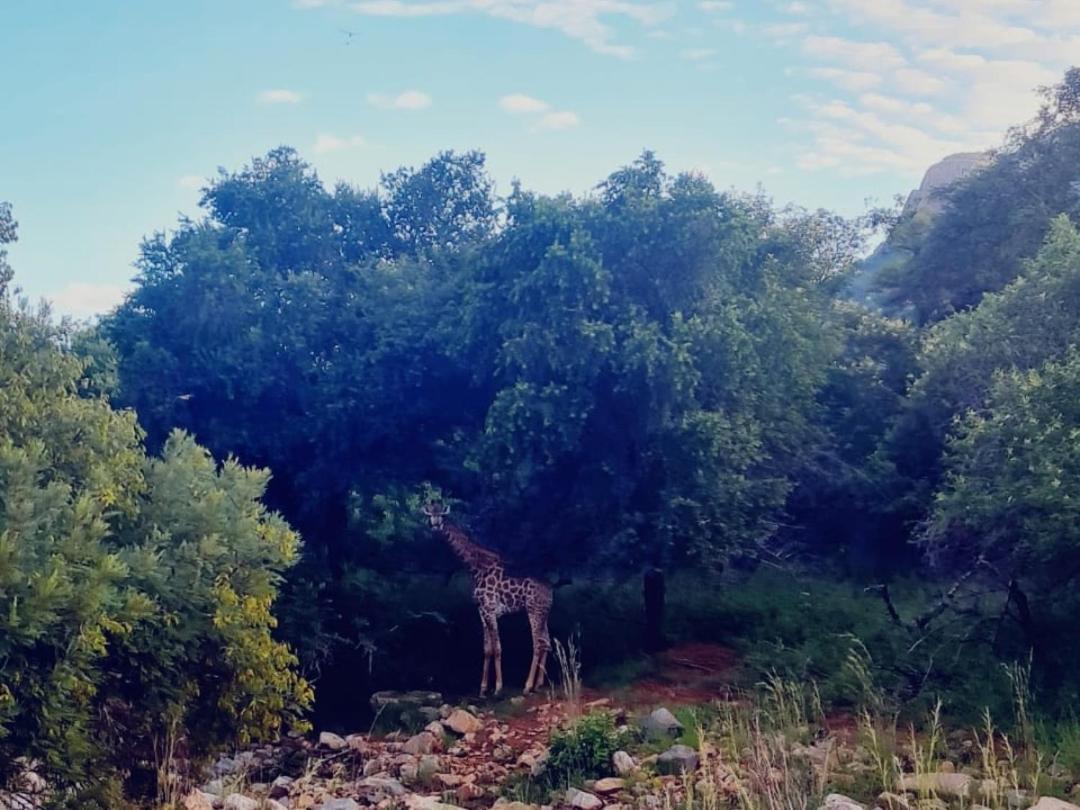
[901,151,992,218]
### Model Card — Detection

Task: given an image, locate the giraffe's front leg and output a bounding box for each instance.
[491,616,504,696]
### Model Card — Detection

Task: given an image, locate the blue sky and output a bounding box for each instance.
[2,0,1076,317]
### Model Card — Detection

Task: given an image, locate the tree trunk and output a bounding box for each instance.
[643,567,666,652]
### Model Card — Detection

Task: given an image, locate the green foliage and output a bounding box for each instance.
[547,711,620,785]
[0,298,310,801]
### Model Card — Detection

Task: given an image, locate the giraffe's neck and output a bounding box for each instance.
[441,522,501,574]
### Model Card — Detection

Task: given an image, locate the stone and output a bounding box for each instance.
[359,777,408,798]
[436,773,464,787]
[319,731,348,751]
[493,744,514,762]
[320,800,362,810]
[203,778,225,796]
[657,744,699,775]
[916,799,947,810]
[897,773,973,799]
[182,791,216,810]
[405,797,465,810]
[567,788,603,810]
[270,776,295,798]
[456,783,486,802]
[594,778,626,794]
[613,750,637,776]
[224,796,260,810]
[418,755,442,780]
[938,762,955,773]
[1029,799,1080,810]
[445,708,483,735]
[641,707,683,738]
[821,795,865,810]
[494,802,540,810]
[405,731,438,755]
[877,792,910,810]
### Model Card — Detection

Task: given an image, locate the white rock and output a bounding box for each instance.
[613,750,636,776]
[567,788,603,810]
[444,709,483,735]
[224,795,260,810]
[319,731,348,750]
[821,795,865,810]
[1029,799,1080,810]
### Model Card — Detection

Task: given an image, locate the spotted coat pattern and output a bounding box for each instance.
[436,520,552,695]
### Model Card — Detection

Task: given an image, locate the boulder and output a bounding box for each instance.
[418,755,442,781]
[657,744,699,775]
[182,791,216,810]
[320,800,362,810]
[1007,790,1031,809]
[567,788,603,810]
[613,750,636,776]
[270,775,294,799]
[358,776,408,798]
[224,796,260,810]
[1029,799,1080,810]
[594,778,626,794]
[445,708,483,735]
[641,708,683,738]
[405,797,465,810]
[820,795,865,810]
[318,731,348,751]
[404,731,438,755]
[897,773,973,799]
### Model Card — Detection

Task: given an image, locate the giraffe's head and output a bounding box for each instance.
[422,501,450,530]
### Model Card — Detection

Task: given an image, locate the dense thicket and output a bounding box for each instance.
[0,264,310,803]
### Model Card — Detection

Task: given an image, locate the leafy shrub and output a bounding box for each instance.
[0,302,311,804]
[546,711,620,785]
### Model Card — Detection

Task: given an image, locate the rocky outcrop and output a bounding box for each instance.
[902,152,991,218]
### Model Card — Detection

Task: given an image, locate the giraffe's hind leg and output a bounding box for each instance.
[525,608,551,693]
[479,612,497,697]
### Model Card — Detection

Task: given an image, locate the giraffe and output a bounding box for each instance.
[422,502,552,697]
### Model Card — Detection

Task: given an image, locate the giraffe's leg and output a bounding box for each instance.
[534,615,551,689]
[525,609,549,692]
[479,613,495,697]
[491,615,504,696]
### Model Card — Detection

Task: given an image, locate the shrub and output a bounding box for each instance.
[0,302,311,804]
[546,711,620,785]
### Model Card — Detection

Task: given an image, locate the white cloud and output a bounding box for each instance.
[806,67,882,91]
[893,67,947,96]
[313,133,366,154]
[784,1,811,12]
[499,93,550,113]
[681,47,717,60]
[537,110,580,130]
[347,0,672,58]
[258,88,303,104]
[367,90,433,110]
[801,35,906,70]
[50,282,133,319]
[177,175,204,190]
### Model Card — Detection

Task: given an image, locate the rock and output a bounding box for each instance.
[359,777,408,798]
[494,802,540,810]
[270,776,294,799]
[445,708,483,735]
[642,708,683,738]
[182,791,216,810]
[405,731,438,755]
[405,797,464,810]
[493,744,514,762]
[916,799,947,810]
[319,731,348,751]
[613,750,636,776]
[370,690,445,730]
[821,795,865,810]
[897,773,973,799]
[418,755,442,781]
[203,778,226,796]
[902,152,991,218]
[457,783,486,802]
[567,788,604,810]
[224,796,260,810]
[320,800,362,810]
[657,744,699,775]
[594,778,626,794]
[938,762,955,773]
[436,773,464,787]
[1029,799,1080,810]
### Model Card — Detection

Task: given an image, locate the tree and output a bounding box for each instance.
[0,280,310,803]
[0,201,15,295]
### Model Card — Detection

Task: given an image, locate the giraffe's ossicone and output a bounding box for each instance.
[422,501,552,697]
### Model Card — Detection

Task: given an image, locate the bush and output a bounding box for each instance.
[0,302,311,804]
[546,711,620,785]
